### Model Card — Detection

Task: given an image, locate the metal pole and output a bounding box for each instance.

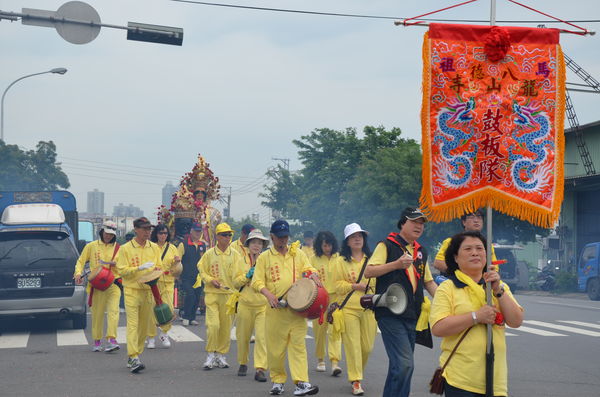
[1,68,67,142]
[485,4,496,397]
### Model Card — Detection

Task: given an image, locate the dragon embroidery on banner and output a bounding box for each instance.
[508,100,554,192]
[433,97,478,188]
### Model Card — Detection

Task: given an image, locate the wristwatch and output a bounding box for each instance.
[471,311,478,325]
[494,284,505,298]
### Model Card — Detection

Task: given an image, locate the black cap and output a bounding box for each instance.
[270,220,290,237]
[303,230,314,238]
[397,207,428,229]
[241,224,255,235]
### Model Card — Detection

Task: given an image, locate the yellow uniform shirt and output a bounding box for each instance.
[436,237,497,263]
[237,254,268,307]
[333,255,376,311]
[157,242,179,284]
[312,253,339,295]
[74,239,120,278]
[231,238,251,264]
[116,239,164,290]
[252,248,316,298]
[198,245,245,295]
[430,281,521,396]
[301,245,315,259]
[368,242,433,292]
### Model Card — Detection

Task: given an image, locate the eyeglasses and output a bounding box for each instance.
[218,233,233,237]
[157,231,168,235]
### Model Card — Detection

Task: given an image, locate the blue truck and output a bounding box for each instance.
[577,242,600,300]
[0,191,87,328]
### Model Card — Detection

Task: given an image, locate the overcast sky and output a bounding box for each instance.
[2,0,599,225]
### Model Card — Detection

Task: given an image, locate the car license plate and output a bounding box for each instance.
[17,277,42,289]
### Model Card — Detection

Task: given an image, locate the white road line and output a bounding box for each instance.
[509,325,565,336]
[168,325,203,342]
[116,326,128,344]
[535,300,600,310]
[505,332,518,336]
[524,320,600,337]
[305,335,313,339]
[558,320,600,330]
[0,332,30,349]
[57,329,88,346]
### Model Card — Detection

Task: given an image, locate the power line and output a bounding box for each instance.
[59,155,263,181]
[170,0,600,23]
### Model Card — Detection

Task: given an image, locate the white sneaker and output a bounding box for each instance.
[230,328,237,341]
[203,352,215,370]
[250,334,256,343]
[159,331,171,348]
[270,383,285,395]
[294,382,319,396]
[216,353,229,368]
[147,337,156,349]
[182,319,190,326]
[316,361,326,372]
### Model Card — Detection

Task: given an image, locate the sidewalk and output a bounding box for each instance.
[515,289,588,300]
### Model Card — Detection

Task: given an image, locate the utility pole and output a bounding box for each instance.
[223,187,232,220]
[272,157,290,171]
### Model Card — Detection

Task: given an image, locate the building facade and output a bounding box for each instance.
[87,189,104,216]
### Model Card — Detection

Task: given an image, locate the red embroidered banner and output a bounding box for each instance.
[420,24,565,228]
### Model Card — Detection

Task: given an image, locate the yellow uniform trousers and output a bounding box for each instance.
[147,281,175,336]
[312,293,341,364]
[266,307,310,384]
[89,283,121,341]
[236,302,267,369]
[312,318,342,364]
[205,293,233,353]
[341,308,377,382]
[124,288,153,358]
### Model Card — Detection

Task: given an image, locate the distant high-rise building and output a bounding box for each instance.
[113,203,144,218]
[87,189,104,215]
[162,181,177,207]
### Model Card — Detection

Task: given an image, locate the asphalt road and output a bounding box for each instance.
[1,292,599,397]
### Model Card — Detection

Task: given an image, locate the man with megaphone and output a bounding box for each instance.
[364,207,438,397]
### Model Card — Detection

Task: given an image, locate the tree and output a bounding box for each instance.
[261,125,548,249]
[0,141,70,191]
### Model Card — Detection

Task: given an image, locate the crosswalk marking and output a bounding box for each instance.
[0,332,30,349]
[169,325,203,342]
[524,320,600,337]
[558,320,600,330]
[509,325,565,336]
[57,329,88,346]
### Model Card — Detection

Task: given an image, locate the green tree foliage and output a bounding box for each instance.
[261,126,548,249]
[0,141,70,191]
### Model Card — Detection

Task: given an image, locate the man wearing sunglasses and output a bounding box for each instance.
[196,222,245,370]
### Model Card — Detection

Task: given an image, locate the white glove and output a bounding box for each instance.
[138,262,154,270]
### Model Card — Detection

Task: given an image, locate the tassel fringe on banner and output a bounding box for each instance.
[419,30,566,229]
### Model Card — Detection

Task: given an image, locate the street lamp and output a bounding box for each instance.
[1,67,68,142]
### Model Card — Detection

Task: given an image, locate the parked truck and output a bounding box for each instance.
[0,191,87,328]
[577,242,600,300]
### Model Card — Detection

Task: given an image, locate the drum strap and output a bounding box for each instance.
[339,254,371,310]
[161,243,170,260]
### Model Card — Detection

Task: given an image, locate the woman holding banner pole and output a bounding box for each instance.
[430,231,523,397]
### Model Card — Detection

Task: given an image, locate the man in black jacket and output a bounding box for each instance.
[177,221,207,326]
[364,207,437,397]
